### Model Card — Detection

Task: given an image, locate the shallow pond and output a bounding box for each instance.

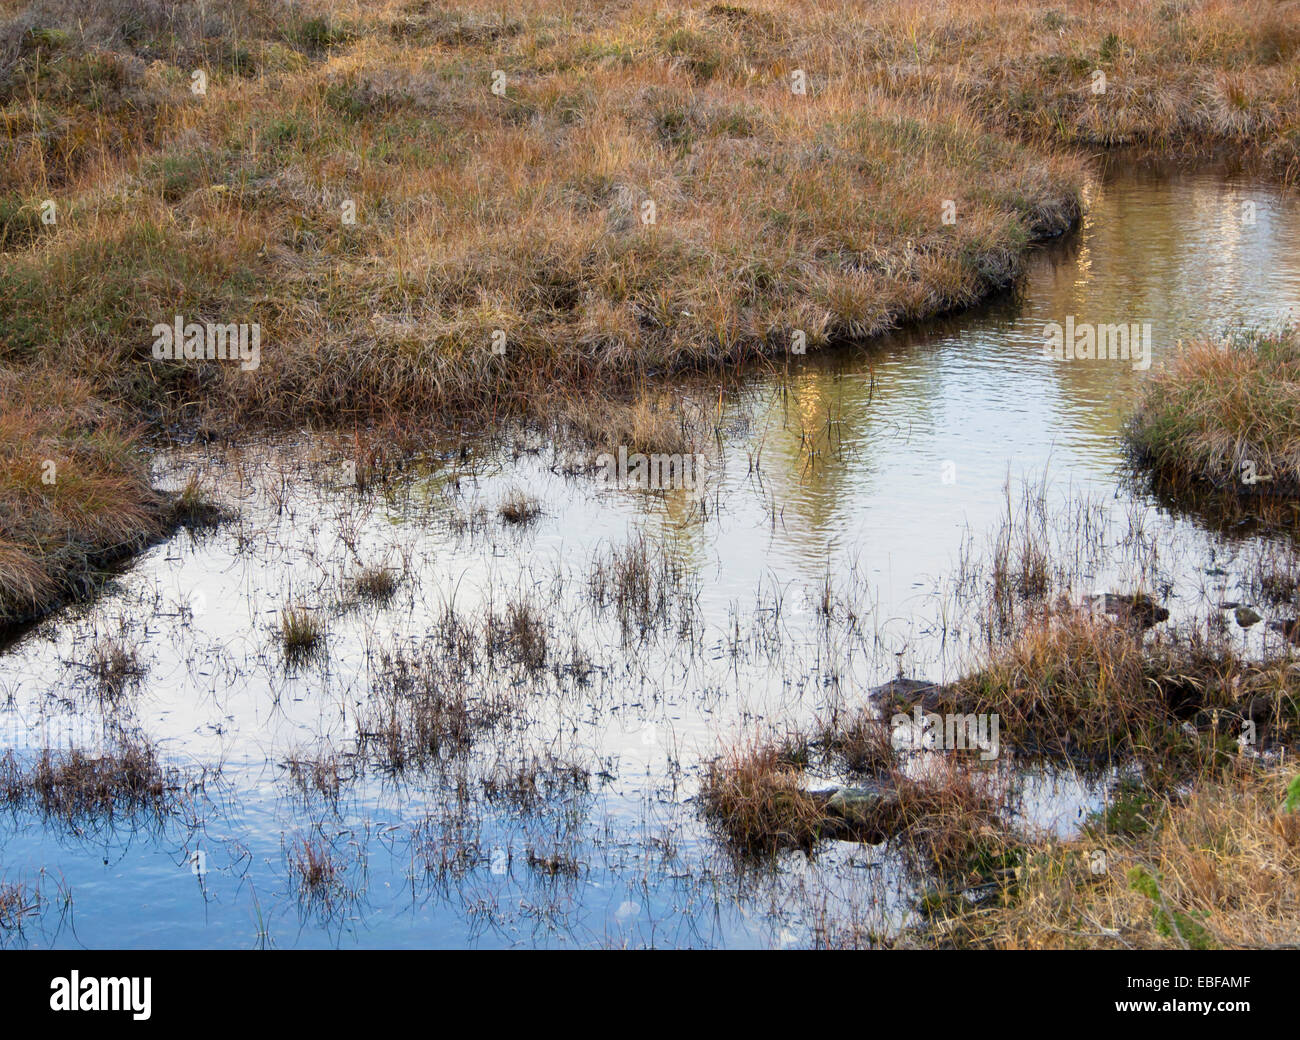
[2,161,1299,948]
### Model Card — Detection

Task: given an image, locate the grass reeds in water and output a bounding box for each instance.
[287,834,355,913]
[0,734,177,824]
[83,632,146,701]
[497,489,542,526]
[0,880,39,936]
[347,565,399,605]
[279,605,325,661]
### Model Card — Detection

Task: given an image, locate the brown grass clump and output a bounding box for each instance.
[279,604,325,660]
[347,564,399,604]
[588,532,698,636]
[1126,325,1300,497]
[700,728,1005,869]
[356,640,509,771]
[943,602,1300,769]
[496,488,541,526]
[700,741,827,857]
[0,370,167,628]
[286,833,358,913]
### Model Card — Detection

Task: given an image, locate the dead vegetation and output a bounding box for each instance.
[0,733,179,823]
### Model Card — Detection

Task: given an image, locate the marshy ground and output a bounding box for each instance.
[1,0,1300,949]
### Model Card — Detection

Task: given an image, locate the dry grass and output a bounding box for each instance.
[0,734,176,822]
[279,604,325,660]
[700,732,1005,869]
[1126,325,1300,497]
[700,741,827,856]
[347,563,399,604]
[0,370,166,627]
[0,878,40,935]
[1,0,1295,622]
[85,632,145,700]
[496,488,541,526]
[942,766,1300,949]
[942,601,1300,770]
[588,532,698,635]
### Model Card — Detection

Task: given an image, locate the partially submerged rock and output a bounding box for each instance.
[1235,606,1262,628]
[867,677,946,715]
[810,782,903,843]
[1087,592,1169,628]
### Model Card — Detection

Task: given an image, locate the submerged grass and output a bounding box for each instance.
[0,733,178,824]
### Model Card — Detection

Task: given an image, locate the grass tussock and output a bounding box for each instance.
[1126,325,1300,497]
[496,488,541,526]
[700,732,1004,869]
[942,601,1300,770]
[347,564,399,604]
[278,604,324,660]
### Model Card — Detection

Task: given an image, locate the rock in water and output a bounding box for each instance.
[1235,606,1262,628]
[866,677,944,714]
[1087,592,1169,628]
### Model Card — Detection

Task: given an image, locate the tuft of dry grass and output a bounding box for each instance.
[496,488,541,526]
[287,834,348,906]
[942,601,1300,770]
[347,564,399,604]
[279,604,325,660]
[700,730,1005,868]
[701,741,827,856]
[1126,325,1300,497]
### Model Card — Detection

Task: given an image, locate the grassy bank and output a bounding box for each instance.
[1,0,1295,622]
[1126,325,1300,498]
[930,766,1300,950]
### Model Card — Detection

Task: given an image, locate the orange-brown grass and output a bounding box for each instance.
[700,729,1005,869]
[0,368,165,627]
[943,766,1300,949]
[944,602,1300,770]
[700,741,826,857]
[1126,325,1300,497]
[2,0,1296,621]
